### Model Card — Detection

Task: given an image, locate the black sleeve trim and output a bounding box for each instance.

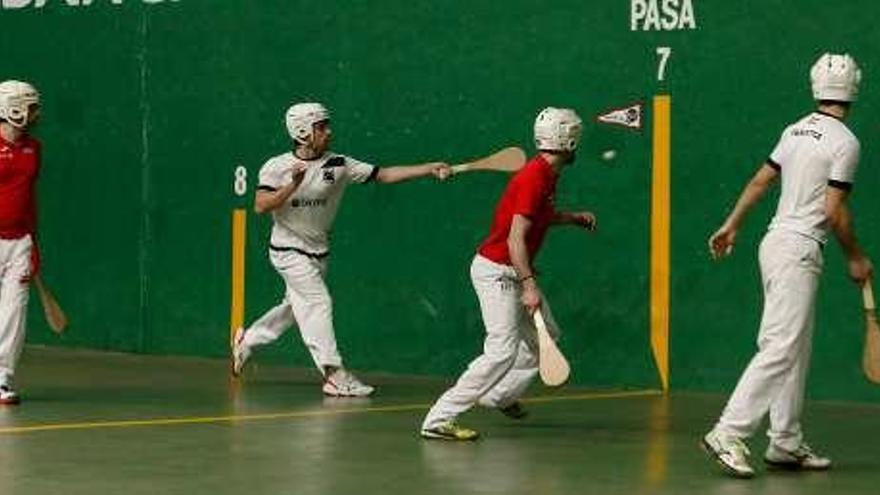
[766,159,781,171]
[257,185,278,192]
[828,180,853,191]
[365,166,380,183]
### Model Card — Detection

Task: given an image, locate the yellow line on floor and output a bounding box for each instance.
[0,389,661,435]
[521,389,661,404]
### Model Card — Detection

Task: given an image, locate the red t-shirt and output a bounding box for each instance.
[0,134,40,239]
[478,155,557,265]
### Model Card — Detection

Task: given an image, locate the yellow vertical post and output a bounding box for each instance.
[651,95,671,393]
[230,209,247,344]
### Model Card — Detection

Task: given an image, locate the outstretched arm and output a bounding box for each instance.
[552,211,597,231]
[708,162,779,259]
[376,162,450,184]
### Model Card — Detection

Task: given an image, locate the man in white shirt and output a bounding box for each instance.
[232,102,451,397]
[702,54,873,478]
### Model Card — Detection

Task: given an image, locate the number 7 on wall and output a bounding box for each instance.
[656,46,672,82]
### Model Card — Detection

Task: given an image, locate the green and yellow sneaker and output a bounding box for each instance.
[420,422,480,441]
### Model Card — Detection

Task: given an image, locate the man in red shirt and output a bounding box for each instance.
[421,107,596,440]
[0,80,41,405]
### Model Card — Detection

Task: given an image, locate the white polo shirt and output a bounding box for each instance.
[257,152,377,255]
[767,111,860,243]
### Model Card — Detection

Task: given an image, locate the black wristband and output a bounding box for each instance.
[520,274,535,283]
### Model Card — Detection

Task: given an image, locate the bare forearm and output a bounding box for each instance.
[724,178,770,228]
[829,202,864,258]
[552,211,576,225]
[508,237,534,280]
[508,214,542,310]
[376,164,434,184]
[508,214,538,282]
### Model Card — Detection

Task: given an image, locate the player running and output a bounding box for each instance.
[420,107,597,440]
[232,102,451,397]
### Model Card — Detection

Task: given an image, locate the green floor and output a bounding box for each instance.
[1,347,878,495]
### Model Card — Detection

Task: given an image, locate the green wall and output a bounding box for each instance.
[1,0,877,402]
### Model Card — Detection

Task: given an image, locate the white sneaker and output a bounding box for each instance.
[0,385,20,405]
[764,442,832,471]
[702,430,755,478]
[230,327,250,377]
[322,369,375,397]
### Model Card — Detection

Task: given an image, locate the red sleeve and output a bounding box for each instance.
[512,170,547,219]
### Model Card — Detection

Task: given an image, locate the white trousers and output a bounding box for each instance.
[0,235,32,386]
[422,255,560,430]
[715,229,823,451]
[242,249,342,372]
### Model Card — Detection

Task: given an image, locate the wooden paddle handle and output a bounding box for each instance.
[34,274,68,334]
[862,280,880,384]
[864,280,876,312]
[533,308,549,338]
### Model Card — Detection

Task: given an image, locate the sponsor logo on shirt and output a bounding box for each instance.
[291,198,328,208]
[792,128,823,141]
[322,169,336,184]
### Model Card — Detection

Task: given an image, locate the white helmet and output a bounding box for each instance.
[0,80,40,129]
[285,102,330,143]
[534,107,582,152]
[811,53,861,103]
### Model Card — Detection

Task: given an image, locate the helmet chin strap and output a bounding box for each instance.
[1,102,37,130]
[7,113,29,129]
[0,120,24,143]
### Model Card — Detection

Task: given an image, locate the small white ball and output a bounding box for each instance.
[601,149,617,161]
